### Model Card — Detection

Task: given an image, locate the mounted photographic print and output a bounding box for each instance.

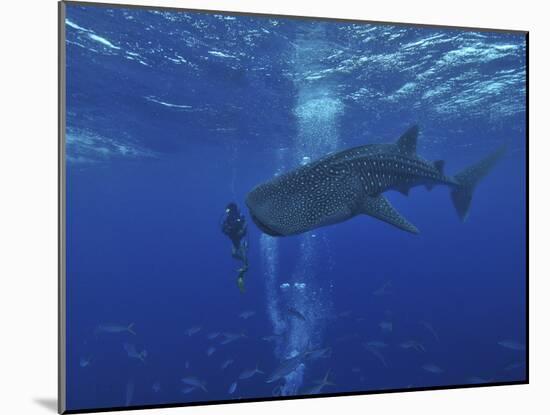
[58,1,528,413]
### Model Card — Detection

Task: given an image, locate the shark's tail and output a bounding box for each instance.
[451,145,506,221]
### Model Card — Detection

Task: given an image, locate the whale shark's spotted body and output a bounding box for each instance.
[246,125,504,236]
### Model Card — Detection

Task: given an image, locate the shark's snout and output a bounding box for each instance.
[245,189,283,237]
[249,212,283,237]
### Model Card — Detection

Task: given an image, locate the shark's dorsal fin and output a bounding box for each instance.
[362,195,419,234]
[433,160,445,175]
[396,125,419,155]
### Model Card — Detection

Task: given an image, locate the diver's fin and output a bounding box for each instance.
[127,323,136,335]
[433,160,445,175]
[451,145,506,221]
[237,276,246,293]
[362,195,419,234]
[396,125,419,155]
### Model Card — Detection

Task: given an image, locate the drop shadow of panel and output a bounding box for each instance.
[33,398,57,413]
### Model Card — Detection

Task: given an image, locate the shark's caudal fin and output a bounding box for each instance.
[127,323,136,335]
[451,146,506,221]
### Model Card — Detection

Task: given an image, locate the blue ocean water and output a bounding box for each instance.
[64,3,527,412]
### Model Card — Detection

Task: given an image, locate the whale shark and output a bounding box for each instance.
[246,125,505,236]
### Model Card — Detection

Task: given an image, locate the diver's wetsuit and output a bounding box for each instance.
[222,203,247,251]
[221,203,249,292]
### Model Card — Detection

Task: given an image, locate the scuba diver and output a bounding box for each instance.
[222,203,247,257]
[221,202,249,292]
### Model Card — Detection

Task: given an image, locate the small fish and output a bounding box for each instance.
[364,345,387,367]
[305,347,331,360]
[400,340,426,352]
[288,307,306,321]
[185,360,190,369]
[125,380,134,406]
[497,340,525,351]
[220,332,246,345]
[123,343,147,363]
[207,332,220,340]
[239,310,256,319]
[262,334,281,343]
[422,363,444,374]
[152,381,161,393]
[379,320,392,333]
[228,381,238,395]
[221,359,235,370]
[206,347,216,357]
[351,367,361,373]
[181,386,196,394]
[79,356,92,368]
[301,370,335,395]
[239,363,264,380]
[185,326,201,336]
[181,376,207,392]
[95,323,135,336]
[272,385,283,397]
[266,353,304,383]
[364,340,387,348]
[420,321,440,342]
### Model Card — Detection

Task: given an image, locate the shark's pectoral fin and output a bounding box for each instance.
[361,195,419,234]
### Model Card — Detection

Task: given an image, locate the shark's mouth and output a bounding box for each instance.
[250,212,283,237]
